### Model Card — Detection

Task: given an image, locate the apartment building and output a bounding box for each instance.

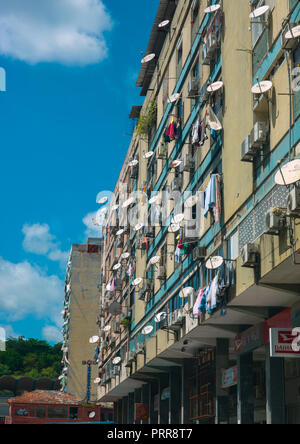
[61,239,103,402]
[96,0,300,424]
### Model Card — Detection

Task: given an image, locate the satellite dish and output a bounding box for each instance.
[122,197,135,208]
[104,325,111,332]
[113,356,122,365]
[121,252,130,259]
[94,378,101,384]
[134,223,144,232]
[116,229,125,236]
[204,4,221,14]
[111,204,119,211]
[249,5,270,19]
[97,196,108,205]
[173,213,185,224]
[154,312,167,323]
[168,223,181,233]
[168,93,181,103]
[89,336,100,344]
[179,287,194,298]
[158,20,170,28]
[109,302,122,316]
[142,325,154,335]
[149,194,161,205]
[129,159,139,167]
[113,263,121,271]
[207,81,223,93]
[170,159,182,168]
[142,53,155,64]
[58,375,64,381]
[206,256,224,270]
[89,412,96,419]
[275,160,300,186]
[143,151,154,159]
[185,195,198,208]
[285,25,300,39]
[251,80,273,94]
[149,256,161,265]
[133,277,143,287]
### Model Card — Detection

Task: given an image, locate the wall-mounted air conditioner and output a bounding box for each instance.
[207,32,218,55]
[192,246,206,261]
[241,243,259,268]
[157,143,168,159]
[250,122,267,148]
[171,176,183,192]
[187,77,200,98]
[287,186,300,215]
[183,154,195,172]
[127,351,136,362]
[201,44,211,65]
[130,166,138,179]
[157,266,166,280]
[241,135,259,162]
[111,366,120,377]
[265,209,285,235]
[136,342,145,355]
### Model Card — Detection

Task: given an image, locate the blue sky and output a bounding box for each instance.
[0,0,160,344]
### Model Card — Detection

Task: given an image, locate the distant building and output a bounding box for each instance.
[61,239,103,402]
[6,390,113,424]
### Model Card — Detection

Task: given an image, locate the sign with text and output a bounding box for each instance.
[221,366,237,389]
[270,328,300,358]
[135,403,149,421]
[234,323,268,355]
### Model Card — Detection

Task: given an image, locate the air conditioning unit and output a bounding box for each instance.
[174,309,184,325]
[183,154,195,172]
[207,32,218,55]
[250,122,267,148]
[265,209,285,235]
[187,77,199,98]
[145,226,155,238]
[136,342,145,354]
[192,246,206,261]
[138,289,146,301]
[157,143,168,159]
[171,176,183,192]
[287,186,300,215]
[241,243,259,268]
[201,44,211,65]
[127,351,136,362]
[241,135,259,162]
[130,166,138,179]
[281,23,298,50]
[113,321,121,334]
[111,366,120,377]
[157,266,166,280]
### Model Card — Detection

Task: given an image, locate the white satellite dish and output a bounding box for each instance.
[142,53,155,64]
[168,93,181,103]
[113,263,121,271]
[168,223,181,233]
[116,229,125,236]
[206,256,224,270]
[94,378,101,384]
[89,412,96,419]
[249,5,270,19]
[207,81,223,93]
[154,312,167,323]
[173,213,185,225]
[123,197,135,208]
[204,4,221,14]
[111,204,119,211]
[142,325,154,335]
[133,277,143,287]
[104,325,111,332]
[89,336,100,344]
[185,195,198,208]
[179,287,194,298]
[129,159,139,167]
[285,25,300,40]
[170,159,182,168]
[113,356,122,365]
[275,160,300,186]
[143,151,154,159]
[149,194,161,205]
[135,223,144,232]
[149,256,161,265]
[58,375,64,381]
[97,196,108,205]
[158,20,170,28]
[121,252,130,259]
[251,80,273,95]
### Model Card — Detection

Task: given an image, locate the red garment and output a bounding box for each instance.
[166,121,175,140]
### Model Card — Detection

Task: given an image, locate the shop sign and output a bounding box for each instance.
[221,366,237,388]
[234,323,267,355]
[134,403,149,421]
[269,328,300,358]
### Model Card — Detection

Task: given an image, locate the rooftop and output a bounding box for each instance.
[8,390,83,406]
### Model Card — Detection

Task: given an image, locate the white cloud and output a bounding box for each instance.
[42,325,62,343]
[22,223,69,269]
[0,0,113,65]
[83,211,103,239]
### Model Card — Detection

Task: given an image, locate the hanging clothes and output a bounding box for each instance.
[191,119,201,145]
[193,288,204,317]
[206,104,222,131]
[175,245,181,263]
[204,174,222,222]
[165,117,176,141]
[207,274,219,313]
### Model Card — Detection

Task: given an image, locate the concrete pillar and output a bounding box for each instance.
[237,352,254,424]
[128,392,135,424]
[169,366,181,424]
[117,399,123,424]
[215,339,230,424]
[182,360,193,424]
[122,397,128,425]
[148,381,158,424]
[141,384,149,425]
[265,346,286,424]
[134,388,142,424]
[158,374,169,424]
[114,402,119,424]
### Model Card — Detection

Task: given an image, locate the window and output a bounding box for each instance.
[176,37,183,81]
[15,408,29,417]
[36,406,46,418]
[69,407,78,420]
[191,0,200,45]
[48,406,68,419]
